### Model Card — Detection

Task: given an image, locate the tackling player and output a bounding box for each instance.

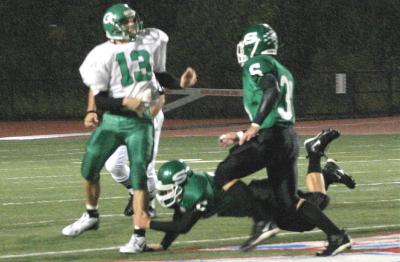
[137,130,356,256]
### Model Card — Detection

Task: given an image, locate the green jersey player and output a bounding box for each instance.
[137,140,355,253]
[215,23,351,256]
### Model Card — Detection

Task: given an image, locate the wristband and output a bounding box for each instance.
[251,123,260,128]
[236,131,244,139]
[85,110,97,116]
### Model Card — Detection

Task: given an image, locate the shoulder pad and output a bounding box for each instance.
[244,55,275,76]
[143,28,169,43]
[181,174,208,210]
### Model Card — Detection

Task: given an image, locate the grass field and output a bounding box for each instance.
[0,134,399,261]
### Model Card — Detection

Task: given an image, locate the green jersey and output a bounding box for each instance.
[178,172,238,218]
[242,55,295,128]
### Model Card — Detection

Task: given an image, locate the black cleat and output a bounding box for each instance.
[323,159,356,189]
[123,194,157,217]
[148,205,157,218]
[124,193,134,216]
[317,230,352,256]
[240,221,280,252]
[304,129,340,157]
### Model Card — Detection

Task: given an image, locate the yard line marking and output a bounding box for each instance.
[1,224,399,259]
[3,195,400,207]
[4,175,76,180]
[0,132,91,141]
[1,212,174,227]
[342,199,400,204]
[2,196,125,206]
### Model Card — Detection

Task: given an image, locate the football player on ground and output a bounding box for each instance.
[137,130,356,256]
[61,3,196,254]
[212,23,352,255]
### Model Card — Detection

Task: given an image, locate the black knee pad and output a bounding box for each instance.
[214,163,231,189]
[304,192,330,210]
[319,194,330,210]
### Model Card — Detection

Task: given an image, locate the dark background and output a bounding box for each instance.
[1,0,399,120]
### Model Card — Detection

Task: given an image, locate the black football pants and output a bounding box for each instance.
[215,126,300,214]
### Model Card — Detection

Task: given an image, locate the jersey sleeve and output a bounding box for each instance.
[150,28,169,73]
[79,46,110,95]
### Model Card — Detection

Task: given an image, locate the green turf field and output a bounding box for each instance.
[0,134,399,261]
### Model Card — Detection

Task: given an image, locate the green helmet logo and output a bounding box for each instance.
[237,23,278,66]
[102,3,143,41]
[156,160,192,208]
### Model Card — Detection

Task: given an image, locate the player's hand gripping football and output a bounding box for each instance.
[239,124,260,145]
[180,67,197,88]
[219,132,240,147]
[123,97,147,117]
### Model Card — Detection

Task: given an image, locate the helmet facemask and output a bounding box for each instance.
[155,160,191,208]
[236,41,247,66]
[155,182,183,208]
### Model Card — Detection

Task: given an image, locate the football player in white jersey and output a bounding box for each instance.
[84,65,196,219]
[61,3,197,254]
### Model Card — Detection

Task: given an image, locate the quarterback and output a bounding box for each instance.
[84,69,197,219]
[61,3,182,254]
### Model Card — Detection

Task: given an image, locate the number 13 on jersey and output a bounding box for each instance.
[116,50,152,86]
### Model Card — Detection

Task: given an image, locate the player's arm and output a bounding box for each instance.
[155,67,197,90]
[252,74,280,126]
[239,74,280,145]
[84,89,99,128]
[150,208,202,234]
[145,206,202,251]
[94,91,143,112]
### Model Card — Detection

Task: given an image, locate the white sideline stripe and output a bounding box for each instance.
[0,132,91,141]
[1,224,399,259]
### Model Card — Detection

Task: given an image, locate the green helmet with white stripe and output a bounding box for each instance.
[156,160,192,208]
[237,23,278,66]
[102,3,143,41]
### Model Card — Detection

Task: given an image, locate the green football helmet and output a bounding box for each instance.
[102,3,143,41]
[236,23,278,66]
[156,160,192,208]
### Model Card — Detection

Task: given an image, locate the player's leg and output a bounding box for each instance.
[103,145,136,216]
[298,131,352,256]
[304,129,340,193]
[62,124,120,237]
[104,145,131,188]
[123,110,164,217]
[119,116,154,253]
[146,110,164,218]
[322,159,356,190]
[215,139,275,252]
